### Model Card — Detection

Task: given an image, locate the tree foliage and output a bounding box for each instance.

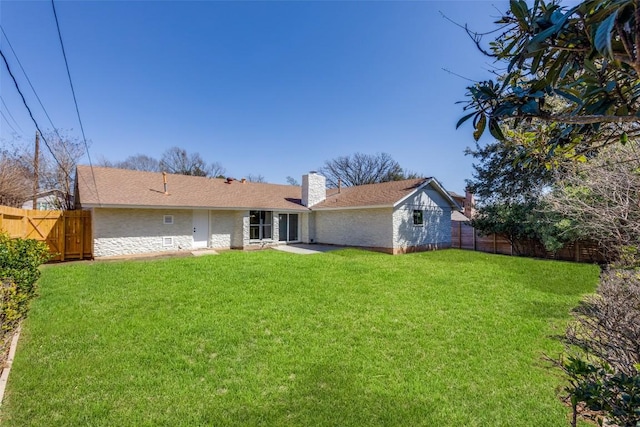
[2,130,86,210]
[159,147,225,177]
[285,176,300,186]
[38,132,86,210]
[318,152,419,188]
[100,148,225,178]
[0,149,31,207]
[457,4,640,421]
[559,269,640,427]
[459,0,640,160]
[246,174,266,183]
[101,154,160,172]
[466,127,556,203]
[546,140,640,262]
[465,125,575,252]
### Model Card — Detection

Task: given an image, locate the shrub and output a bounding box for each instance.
[0,232,50,303]
[560,269,640,426]
[0,232,49,364]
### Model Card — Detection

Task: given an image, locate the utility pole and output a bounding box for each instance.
[32,131,39,210]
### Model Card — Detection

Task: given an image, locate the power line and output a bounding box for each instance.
[0,110,19,134]
[51,0,100,206]
[0,25,63,141]
[0,95,24,132]
[0,48,70,181]
[1,24,94,207]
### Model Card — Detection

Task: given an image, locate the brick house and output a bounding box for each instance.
[74,166,459,257]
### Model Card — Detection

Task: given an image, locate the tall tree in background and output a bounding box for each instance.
[99,154,160,172]
[547,141,640,261]
[0,149,31,207]
[1,131,85,210]
[246,174,266,183]
[159,147,225,178]
[286,176,300,186]
[458,0,640,161]
[33,131,86,210]
[464,125,574,253]
[319,152,419,187]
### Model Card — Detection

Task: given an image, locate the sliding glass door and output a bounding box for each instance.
[278,214,299,242]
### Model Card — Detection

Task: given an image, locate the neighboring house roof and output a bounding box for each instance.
[451,210,470,222]
[448,190,464,200]
[75,166,307,211]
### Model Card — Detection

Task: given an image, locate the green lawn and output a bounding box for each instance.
[1,249,599,426]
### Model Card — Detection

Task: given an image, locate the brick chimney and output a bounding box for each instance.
[464,189,475,218]
[302,171,326,207]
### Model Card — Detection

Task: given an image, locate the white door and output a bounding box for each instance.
[192,210,209,249]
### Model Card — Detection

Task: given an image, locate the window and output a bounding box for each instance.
[413,210,424,226]
[163,237,174,247]
[249,211,272,240]
[163,215,174,225]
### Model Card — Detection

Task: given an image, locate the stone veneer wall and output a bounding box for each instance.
[93,208,192,257]
[232,211,249,249]
[314,208,393,249]
[209,211,237,249]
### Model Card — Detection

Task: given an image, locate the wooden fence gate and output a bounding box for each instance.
[0,206,92,261]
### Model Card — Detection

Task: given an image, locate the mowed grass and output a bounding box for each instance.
[2,249,599,426]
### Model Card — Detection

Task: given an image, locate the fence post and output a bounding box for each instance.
[59,215,66,262]
[78,213,85,260]
[493,233,497,254]
[575,242,580,262]
[473,227,477,251]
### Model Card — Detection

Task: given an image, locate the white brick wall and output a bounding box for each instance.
[314,208,393,249]
[302,173,326,207]
[91,183,453,257]
[392,188,452,251]
[94,208,313,256]
[300,212,310,243]
[93,208,192,257]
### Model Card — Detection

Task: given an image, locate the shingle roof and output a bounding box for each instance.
[75,166,307,211]
[313,178,431,209]
[76,167,457,212]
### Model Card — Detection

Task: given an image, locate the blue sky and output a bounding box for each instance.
[0,0,513,193]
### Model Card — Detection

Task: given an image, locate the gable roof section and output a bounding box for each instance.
[75,166,307,211]
[312,178,458,210]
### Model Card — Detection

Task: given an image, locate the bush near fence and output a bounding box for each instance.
[451,220,606,263]
[0,233,50,369]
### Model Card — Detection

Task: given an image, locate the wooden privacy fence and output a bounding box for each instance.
[451,220,605,263]
[0,205,92,261]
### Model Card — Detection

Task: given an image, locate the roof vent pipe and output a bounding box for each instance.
[162,172,168,194]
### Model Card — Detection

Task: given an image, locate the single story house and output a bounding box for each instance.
[74,166,460,257]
